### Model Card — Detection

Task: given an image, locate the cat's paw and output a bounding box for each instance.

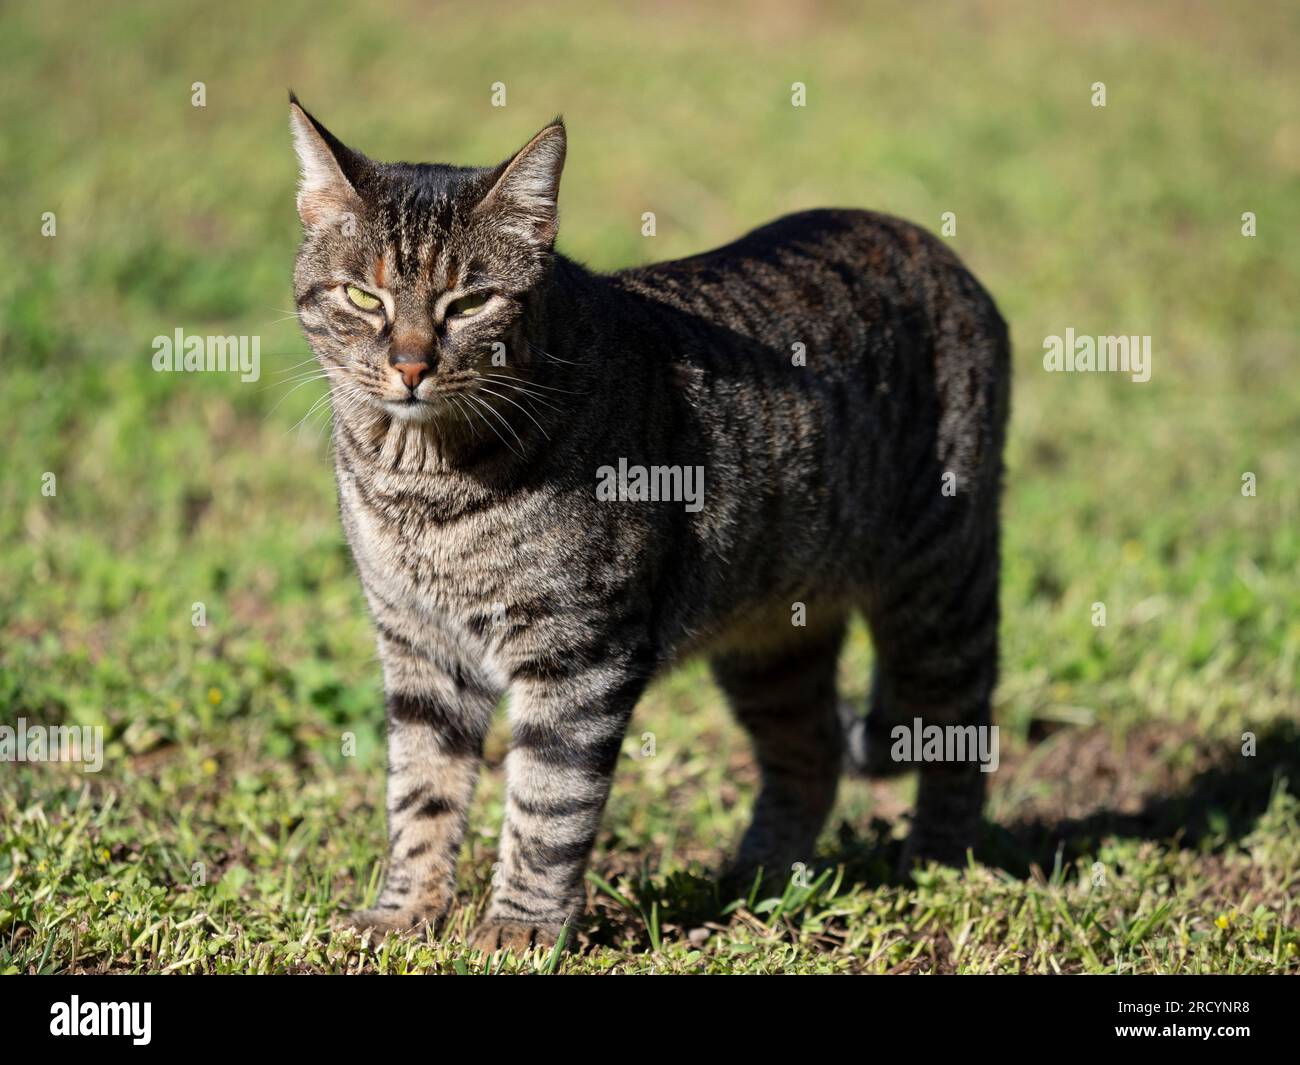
[718,860,793,901]
[897,838,971,876]
[470,918,567,954]
[898,766,984,875]
[343,907,431,938]
[897,825,978,875]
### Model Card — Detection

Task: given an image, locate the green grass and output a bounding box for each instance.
[2,0,1299,974]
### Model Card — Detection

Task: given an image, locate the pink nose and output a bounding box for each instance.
[393,361,429,390]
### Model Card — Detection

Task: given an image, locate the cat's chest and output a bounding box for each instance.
[336,464,557,617]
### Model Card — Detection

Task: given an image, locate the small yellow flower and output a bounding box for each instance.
[207,687,222,705]
[1215,913,1232,930]
[99,848,110,862]
[201,757,218,776]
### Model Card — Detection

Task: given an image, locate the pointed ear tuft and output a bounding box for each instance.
[476,121,567,245]
[288,98,364,229]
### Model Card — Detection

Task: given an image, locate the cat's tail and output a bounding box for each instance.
[837,697,908,778]
[838,699,865,776]
[839,700,870,777]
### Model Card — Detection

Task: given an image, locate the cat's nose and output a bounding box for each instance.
[392,360,429,390]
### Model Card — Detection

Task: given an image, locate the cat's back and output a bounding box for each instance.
[608,208,1005,375]
[614,208,962,307]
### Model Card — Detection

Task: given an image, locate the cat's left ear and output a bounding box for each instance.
[476,119,566,246]
[288,93,366,230]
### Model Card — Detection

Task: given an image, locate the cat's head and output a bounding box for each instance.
[289,95,566,423]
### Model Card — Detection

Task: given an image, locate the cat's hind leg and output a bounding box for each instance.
[861,507,1000,871]
[711,615,847,891]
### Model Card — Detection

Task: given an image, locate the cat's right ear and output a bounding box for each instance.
[288,94,364,230]
[475,119,567,247]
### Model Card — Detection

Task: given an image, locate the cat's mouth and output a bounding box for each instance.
[376,375,489,426]
[383,393,441,423]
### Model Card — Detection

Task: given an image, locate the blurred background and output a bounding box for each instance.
[1,1,1298,973]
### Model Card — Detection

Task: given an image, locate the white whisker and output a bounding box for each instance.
[475,386,551,440]
[462,392,523,456]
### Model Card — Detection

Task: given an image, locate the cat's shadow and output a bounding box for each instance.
[828,720,1300,885]
[976,721,1299,880]
[590,721,1299,946]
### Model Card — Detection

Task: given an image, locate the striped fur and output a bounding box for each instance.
[290,99,1011,950]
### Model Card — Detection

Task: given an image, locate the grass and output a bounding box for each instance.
[2,0,1299,974]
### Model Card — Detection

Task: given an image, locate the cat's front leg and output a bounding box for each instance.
[472,654,650,952]
[349,632,500,935]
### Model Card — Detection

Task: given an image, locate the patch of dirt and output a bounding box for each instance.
[985,719,1300,877]
[994,721,1213,824]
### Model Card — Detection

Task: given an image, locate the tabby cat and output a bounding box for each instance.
[289,95,1010,952]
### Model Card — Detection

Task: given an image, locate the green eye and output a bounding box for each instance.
[446,292,491,319]
[345,284,381,311]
